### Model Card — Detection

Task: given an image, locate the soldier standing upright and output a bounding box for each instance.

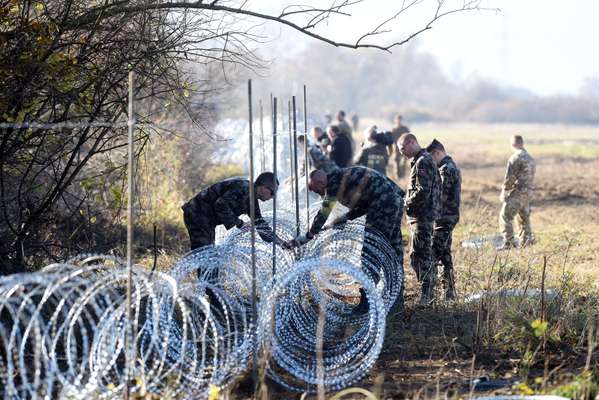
[355,125,389,175]
[328,125,353,168]
[426,139,461,300]
[399,134,441,305]
[286,166,405,313]
[335,110,355,151]
[498,135,536,249]
[389,114,410,179]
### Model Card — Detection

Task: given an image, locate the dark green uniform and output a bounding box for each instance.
[405,149,441,297]
[355,142,390,175]
[432,155,461,295]
[182,177,276,250]
[309,167,405,285]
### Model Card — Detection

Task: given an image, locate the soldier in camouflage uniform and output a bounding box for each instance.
[298,134,338,174]
[355,125,390,175]
[499,135,536,249]
[426,139,461,300]
[399,133,441,305]
[389,114,410,179]
[182,173,284,253]
[286,166,405,312]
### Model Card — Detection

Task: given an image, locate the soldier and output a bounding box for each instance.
[335,110,353,136]
[389,114,410,179]
[399,133,441,305]
[286,166,405,312]
[328,125,353,168]
[335,110,355,151]
[351,112,360,133]
[310,126,330,155]
[426,139,461,300]
[355,125,389,175]
[498,135,536,249]
[182,173,285,253]
[297,134,338,174]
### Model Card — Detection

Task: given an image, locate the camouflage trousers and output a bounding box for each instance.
[182,200,218,281]
[499,197,532,246]
[361,192,404,307]
[432,221,456,291]
[408,218,435,292]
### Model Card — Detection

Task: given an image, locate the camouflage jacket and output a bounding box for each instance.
[405,149,441,222]
[355,142,389,175]
[502,149,535,201]
[184,177,276,242]
[309,166,405,236]
[437,155,461,224]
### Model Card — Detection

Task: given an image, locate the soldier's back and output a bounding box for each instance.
[510,149,536,193]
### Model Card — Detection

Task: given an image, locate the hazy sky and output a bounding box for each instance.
[254,0,599,96]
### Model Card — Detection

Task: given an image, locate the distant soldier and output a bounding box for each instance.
[182,173,285,253]
[335,110,355,151]
[399,133,441,305]
[286,167,405,312]
[426,139,461,300]
[310,126,331,155]
[498,135,536,249]
[389,114,410,179]
[351,112,360,133]
[328,125,353,168]
[297,134,338,174]
[355,125,389,175]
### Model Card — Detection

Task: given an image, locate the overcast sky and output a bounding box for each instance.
[253,0,599,96]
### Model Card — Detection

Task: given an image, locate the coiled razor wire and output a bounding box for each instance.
[0,188,404,398]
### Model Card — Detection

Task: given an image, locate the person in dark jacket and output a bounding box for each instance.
[426,139,461,300]
[328,125,353,168]
[355,125,389,175]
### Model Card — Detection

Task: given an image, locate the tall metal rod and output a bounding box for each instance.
[272,97,278,277]
[125,71,135,400]
[303,85,310,229]
[247,79,258,387]
[259,100,265,173]
[292,96,300,236]
[287,100,294,206]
